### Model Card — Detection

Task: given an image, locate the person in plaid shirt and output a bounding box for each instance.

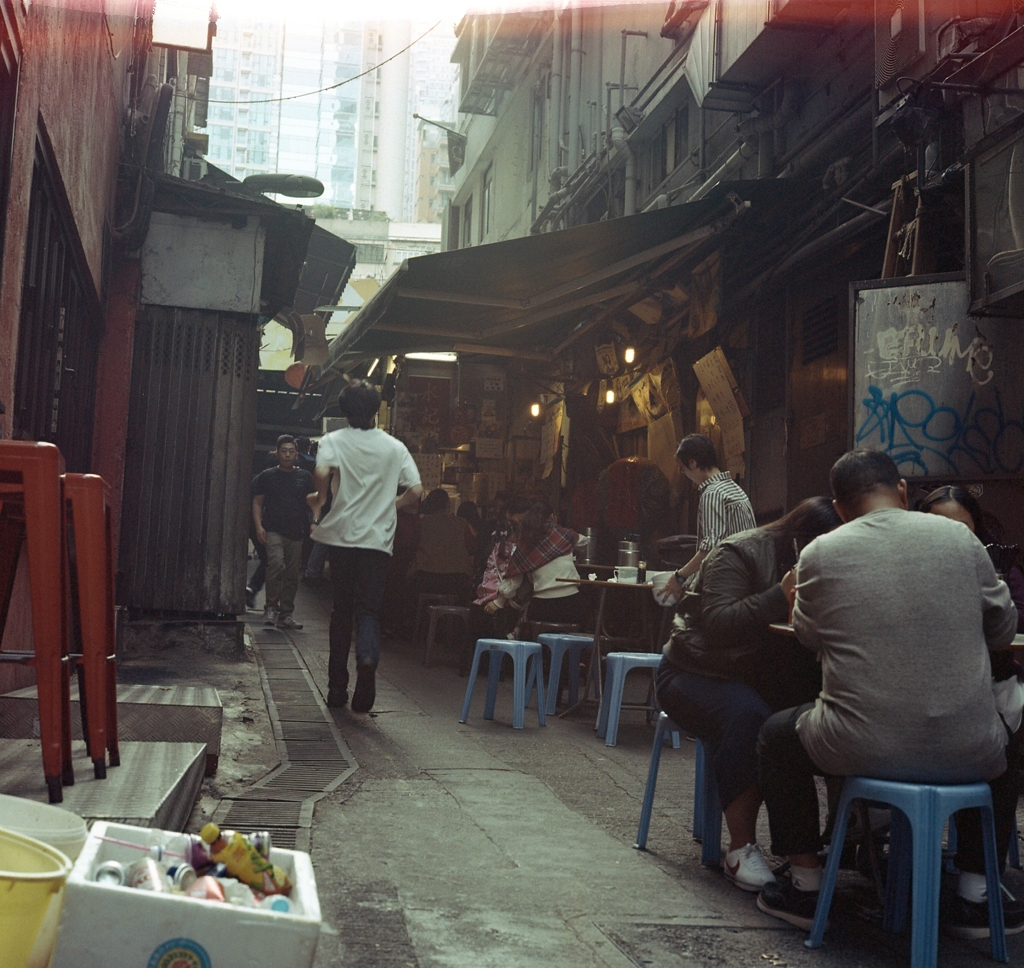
[486,496,582,627]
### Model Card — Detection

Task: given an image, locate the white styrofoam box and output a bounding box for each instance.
[51,821,322,968]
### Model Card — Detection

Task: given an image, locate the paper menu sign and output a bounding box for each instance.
[693,347,745,472]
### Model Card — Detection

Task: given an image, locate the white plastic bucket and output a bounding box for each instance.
[0,794,88,861]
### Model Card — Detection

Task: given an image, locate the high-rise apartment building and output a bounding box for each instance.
[201,17,458,220]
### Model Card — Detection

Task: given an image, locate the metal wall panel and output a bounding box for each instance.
[119,306,258,616]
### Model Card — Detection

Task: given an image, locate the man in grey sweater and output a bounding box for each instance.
[755,449,1022,938]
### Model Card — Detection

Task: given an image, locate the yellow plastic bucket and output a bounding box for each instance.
[0,826,72,968]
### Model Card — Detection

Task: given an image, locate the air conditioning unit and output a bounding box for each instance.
[968,127,1024,317]
[875,0,927,108]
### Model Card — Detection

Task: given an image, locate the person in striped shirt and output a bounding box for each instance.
[664,434,756,602]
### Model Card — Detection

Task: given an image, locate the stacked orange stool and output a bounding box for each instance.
[0,441,73,802]
[64,473,120,778]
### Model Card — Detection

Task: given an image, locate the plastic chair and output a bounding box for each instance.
[596,652,662,747]
[63,473,120,778]
[633,712,693,851]
[414,592,457,642]
[0,441,72,802]
[692,737,723,866]
[531,632,592,715]
[422,605,471,668]
[807,777,1008,967]
[459,638,546,729]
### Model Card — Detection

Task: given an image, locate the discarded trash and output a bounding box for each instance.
[125,858,171,893]
[200,823,292,896]
[186,875,226,903]
[91,860,126,885]
[167,863,197,890]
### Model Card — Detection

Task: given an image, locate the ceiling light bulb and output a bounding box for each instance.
[530,403,541,417]
[605,389,616,404]
[624,347,635,364]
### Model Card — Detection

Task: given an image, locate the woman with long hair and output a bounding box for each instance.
[919,485,1024,627]
[486,496,583,627]
[656,496,842,894]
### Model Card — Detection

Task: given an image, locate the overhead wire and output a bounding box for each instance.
[196,20,441,106]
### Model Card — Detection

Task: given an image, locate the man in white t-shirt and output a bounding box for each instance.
[308,381,423,711]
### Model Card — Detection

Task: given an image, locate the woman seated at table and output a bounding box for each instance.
[919,485,1024,627]
[486,497,584,628]
[656,497,841,893]
[409,488,473,604]
[919,485,1024,732]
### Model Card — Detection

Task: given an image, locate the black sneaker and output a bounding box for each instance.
[350,667,376,713]
[245,587,256,609]
[326,690,348,708]
[756,874,824,931]
[943,890,1024,940]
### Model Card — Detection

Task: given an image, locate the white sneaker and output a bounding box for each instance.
[724,843,777,892]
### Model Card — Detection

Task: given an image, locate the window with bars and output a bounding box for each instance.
[13,140,102,472]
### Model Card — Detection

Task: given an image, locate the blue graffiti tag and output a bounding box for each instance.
[856,385,1024,476]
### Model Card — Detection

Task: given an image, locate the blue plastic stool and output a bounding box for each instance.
[634,713,713,852]
[946,813,1021,872]
[596,652,662,747]
[529,633,593,715]
[459,639,546,730]
[807,777,1008,967]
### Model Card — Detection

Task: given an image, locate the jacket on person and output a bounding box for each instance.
[663,528,788,681]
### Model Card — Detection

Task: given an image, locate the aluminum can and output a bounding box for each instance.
[637,560,647,583]
[249,831,273,859]
[125,857,170,892]
[167,863,197,890]
[92,860,126,885]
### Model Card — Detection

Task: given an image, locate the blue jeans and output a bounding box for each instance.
[327,546,390,700]
[655,658,772,811]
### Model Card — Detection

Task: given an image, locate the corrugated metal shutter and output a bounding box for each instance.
[118,305,258,616]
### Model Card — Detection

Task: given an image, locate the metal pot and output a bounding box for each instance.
[617,539,641,568]
[575,528,598,565]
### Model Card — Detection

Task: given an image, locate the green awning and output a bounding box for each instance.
[324,180,805,369]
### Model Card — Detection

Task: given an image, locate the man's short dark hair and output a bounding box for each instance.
[276,434,296,450]
[338,380,381,429]
[295,435,311,452]
[830,449,901,506]
[675,433,718,469]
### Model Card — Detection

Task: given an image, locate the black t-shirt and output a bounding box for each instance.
[252,466,314,540]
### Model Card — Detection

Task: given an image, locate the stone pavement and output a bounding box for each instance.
[256,581,1024,968]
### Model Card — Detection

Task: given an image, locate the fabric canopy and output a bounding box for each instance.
[324,180,805,370]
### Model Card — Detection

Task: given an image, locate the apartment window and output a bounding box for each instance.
[213,48,237,81]
[462,195,473,247]
[481,165,493,238]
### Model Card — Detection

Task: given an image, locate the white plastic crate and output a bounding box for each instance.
[50,821,322,968]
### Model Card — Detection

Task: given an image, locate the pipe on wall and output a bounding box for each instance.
[567,2,583,174]
[548,8,563,178]
[688,139,758,202]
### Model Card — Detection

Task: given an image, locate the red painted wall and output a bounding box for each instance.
[0,2,140,694]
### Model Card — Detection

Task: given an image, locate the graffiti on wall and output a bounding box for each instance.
[855,385,1024,476]
[853,281,1022,478]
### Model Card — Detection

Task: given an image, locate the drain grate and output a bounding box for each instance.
[263,669,309,680]
[274,706,326,723]
[208,630,358,850]
[221,799,304,826]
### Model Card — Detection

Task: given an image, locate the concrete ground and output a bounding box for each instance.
[265,581,1024,968]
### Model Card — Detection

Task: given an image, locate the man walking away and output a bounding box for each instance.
[664,433,756,601]
[755,449,1023,938]
[252,435,314,630]
[308,381,423,712]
